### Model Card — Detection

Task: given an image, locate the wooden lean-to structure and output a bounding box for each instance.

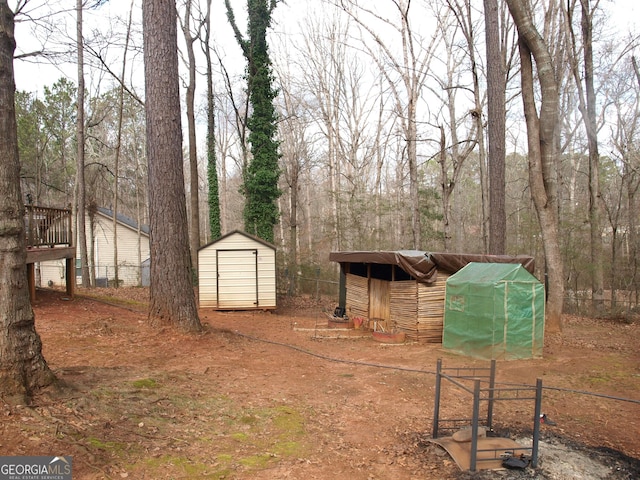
[331,251,535,343]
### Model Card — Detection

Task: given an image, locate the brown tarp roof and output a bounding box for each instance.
[328,250,536,284]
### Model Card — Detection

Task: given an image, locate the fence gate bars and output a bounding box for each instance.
[431,358,542,472]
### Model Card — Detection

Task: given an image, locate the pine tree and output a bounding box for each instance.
[0,0,57,401]
[143,0,201,332]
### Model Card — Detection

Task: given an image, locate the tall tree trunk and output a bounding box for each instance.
[327,99,340,251]
[631,57,640,304]
[485,0,507,254]
[143,0,201,332]
[566,0,604,311]
[289,161,298,293]
[407,97,420,248]
[438,126,453,250]
[76,0,90,287]
[305,181,313,256]
[0,0,56,402]
[506,0,564,334]
[182,0,201,271]
[447,0,490,252]
[580,0,604,311]
[373,92,386,246]
[628,178,639,304]
[112,0,134,288]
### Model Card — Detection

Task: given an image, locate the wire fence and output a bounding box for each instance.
[563,294,639,321]
[64,263,638,321]
[277,271,340,299]
[276,271,639,322]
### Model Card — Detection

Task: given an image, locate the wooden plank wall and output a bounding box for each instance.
[345,270,450,343]
[346,273,369,319]
[416,272,449,342]
[391,280,419,338]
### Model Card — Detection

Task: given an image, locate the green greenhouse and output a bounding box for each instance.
[442,262,545,360]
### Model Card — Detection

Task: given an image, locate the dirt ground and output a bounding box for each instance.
[1,287,639,480]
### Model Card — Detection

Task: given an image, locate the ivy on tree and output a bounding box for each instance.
[226,0,281,243]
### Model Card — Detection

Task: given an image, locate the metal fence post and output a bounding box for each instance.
[532,378,543,468]
[470,379,481,472]
[487,359,496,431]
[432,358,442,439]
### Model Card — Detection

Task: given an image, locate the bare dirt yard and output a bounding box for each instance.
[1,287,639,479]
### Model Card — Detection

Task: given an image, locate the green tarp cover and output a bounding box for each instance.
[443,262,545,360]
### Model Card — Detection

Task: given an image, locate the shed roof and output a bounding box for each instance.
[199,229,276,251]
[328,250,535,284]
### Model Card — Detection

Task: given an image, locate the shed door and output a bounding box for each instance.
[369,278,391,329]
[217,249,258,308]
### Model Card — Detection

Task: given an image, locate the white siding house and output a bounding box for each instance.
[39,207,150,288]
[198,230,276,310]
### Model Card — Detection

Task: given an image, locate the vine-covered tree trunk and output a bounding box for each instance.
[143,0,201,332]
[0,0,56,402]
[226,0,281,244]
[203,0,221,240]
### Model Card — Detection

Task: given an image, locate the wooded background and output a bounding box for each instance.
[12,0,640,316]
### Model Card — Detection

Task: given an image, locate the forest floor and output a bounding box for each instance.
[1,287,639,479]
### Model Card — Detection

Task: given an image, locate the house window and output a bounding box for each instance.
[75,258,81,277]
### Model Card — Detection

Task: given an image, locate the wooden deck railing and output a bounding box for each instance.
[25,205,72,248]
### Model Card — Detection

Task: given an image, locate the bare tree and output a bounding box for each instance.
[432,4,479,251]
[506,0,564,334]
[0,0,56,402]
[214,88,245,233]
[179,0,201,270]
[336,0,436,249]
[610,56,640,305]
[565,0,605,310]
[111,0,136,288]
[143,0,201,331]
[75,0,90,287]
[297,11,348,251]
[275,76,311,291]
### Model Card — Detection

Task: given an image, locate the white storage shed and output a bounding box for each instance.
[198,230,277,310]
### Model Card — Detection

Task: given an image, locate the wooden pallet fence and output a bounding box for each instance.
[390,280,419,339]
[346,273,369,319]
[416,272,449,343]
[346,271,450,343]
